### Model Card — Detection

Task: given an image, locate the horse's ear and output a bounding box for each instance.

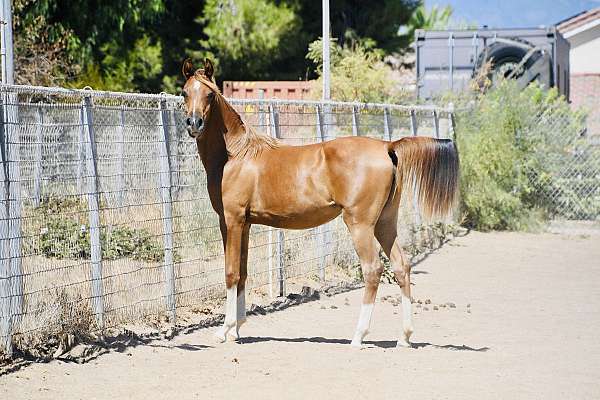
[204,58,215,80]
[182,58,195,80]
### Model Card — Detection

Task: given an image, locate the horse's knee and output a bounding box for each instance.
[363,263,384,285]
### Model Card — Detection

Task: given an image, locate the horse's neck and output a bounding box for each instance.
[196,97,244,178]
[218,97,247,149]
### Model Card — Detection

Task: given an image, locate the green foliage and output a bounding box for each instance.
[199,0,300,80]
[13,0,419,91]
[35,198,167,262]
[307,36,408,103]
[401,4,453,41]
[454,80,595,230]
[69,36,163,92]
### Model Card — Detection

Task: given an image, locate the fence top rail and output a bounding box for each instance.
[0,84,452,114]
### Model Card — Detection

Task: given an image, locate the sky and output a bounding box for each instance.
[431,0,600,28]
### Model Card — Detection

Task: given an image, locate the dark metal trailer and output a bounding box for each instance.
[415,27,570,100]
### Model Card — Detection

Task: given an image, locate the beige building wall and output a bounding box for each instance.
[564,21,600,73]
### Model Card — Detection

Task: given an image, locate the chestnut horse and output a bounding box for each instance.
[181,58,459,348]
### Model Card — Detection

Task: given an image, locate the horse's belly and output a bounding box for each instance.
[248,202,342,229]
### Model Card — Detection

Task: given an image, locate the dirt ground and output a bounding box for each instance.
[2,230,599,400]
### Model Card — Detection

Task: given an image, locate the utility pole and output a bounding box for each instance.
[322,0,330,101]
[0,0,14,84]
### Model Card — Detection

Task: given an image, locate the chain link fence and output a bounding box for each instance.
[524,101,600,220]
[0,84,456,356]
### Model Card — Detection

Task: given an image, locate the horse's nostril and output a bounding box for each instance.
[185,117,192,127]
[196,118,203,129]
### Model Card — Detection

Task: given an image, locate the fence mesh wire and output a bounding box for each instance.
[523,103,600,220]
[0,85,456,356]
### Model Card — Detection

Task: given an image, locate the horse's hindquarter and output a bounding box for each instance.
[235,137,395,229]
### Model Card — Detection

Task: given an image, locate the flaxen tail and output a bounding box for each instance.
[389,137,459,219]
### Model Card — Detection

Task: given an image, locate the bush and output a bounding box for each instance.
[35,197,168,262]
[306,35,409,103]
[454,80,595,230]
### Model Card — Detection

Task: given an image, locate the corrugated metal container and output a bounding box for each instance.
[415,27,570,99]
[223,81,313,99]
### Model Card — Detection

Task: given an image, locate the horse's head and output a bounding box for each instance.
[181,58,218,138]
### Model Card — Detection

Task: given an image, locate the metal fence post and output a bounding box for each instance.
[169,106,180,197]
[5,92,22,330]
[116,105,125,207]
[410,109,422,227]
[277,229,285,297]
[433,110,440,139]
[316,105,325,142]
[260,92,275,298]
[82,95,105,329]
[315,105,329,281]
[33,106,44,207]
[448,32,454,91]
[447,103,456,139]
[352,105,359,136]
[77,107,85,195]
[0,94,12,356]
[383,108,392,141]
[158,98,176,322]
[269,104,285,295]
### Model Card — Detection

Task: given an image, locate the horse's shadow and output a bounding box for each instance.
[239,336,489,352]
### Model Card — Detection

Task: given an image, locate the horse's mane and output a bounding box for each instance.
[195,72,279,160]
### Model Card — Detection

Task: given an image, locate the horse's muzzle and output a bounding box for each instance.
[186,116,204,138]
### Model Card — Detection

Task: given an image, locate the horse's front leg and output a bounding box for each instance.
[228,223,250,341]
[214,219,245,343]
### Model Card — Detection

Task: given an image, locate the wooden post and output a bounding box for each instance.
[158,99,176,322]
[352,106,359,136]
[383,108,392,141]
[116,106,125,207]
[33,106,44,207]
[82,95,105,329]
[269,104,285,295]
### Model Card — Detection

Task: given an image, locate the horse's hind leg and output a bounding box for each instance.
[343,214,384,347]
[375,211,414,348]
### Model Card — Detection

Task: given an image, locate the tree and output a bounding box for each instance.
[198,0,301,81]
[13,0,167,91]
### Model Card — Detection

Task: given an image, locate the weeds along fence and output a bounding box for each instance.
[0,84,455,356]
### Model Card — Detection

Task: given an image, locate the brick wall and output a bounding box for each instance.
[570,74,600,138]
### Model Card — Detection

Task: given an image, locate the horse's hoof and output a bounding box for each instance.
[213,329,227,343]
[350,338,363,349]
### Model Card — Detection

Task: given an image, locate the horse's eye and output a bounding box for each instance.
[207,92,215,100]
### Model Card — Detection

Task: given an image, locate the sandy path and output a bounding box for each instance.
[2,231,599,399]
